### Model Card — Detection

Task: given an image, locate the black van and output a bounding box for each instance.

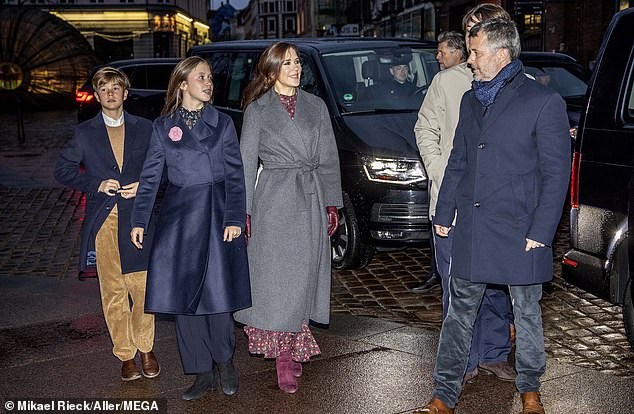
[190,39,440,269]
[561,7,634,349]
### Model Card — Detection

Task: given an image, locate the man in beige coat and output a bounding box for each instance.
[414,4,516,393]
[411,30,468,293]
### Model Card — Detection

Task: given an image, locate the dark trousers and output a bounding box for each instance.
[433,277,545,407]
[175,312,235,374]
[432,216,512,372]
[428,224,440,278]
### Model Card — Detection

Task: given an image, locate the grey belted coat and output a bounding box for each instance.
[233,89,343,332]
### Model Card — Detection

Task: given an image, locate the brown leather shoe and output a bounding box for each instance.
[413,398,455,414]
[521,392,545,414]
[121,359,142,381]
[139,351,160,378]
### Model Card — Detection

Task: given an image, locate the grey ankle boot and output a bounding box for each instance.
[216,360,239,395]
[181,370,217,401]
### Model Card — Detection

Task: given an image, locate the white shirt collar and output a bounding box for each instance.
[102,111,125,127]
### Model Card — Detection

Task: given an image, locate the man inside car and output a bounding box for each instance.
[377,55,417,98]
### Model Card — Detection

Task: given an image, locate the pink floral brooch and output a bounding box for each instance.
[168,126,183,142]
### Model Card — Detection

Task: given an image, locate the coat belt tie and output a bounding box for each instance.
[261,159,320,211]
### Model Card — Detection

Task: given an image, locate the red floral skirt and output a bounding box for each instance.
[243,321,321,362]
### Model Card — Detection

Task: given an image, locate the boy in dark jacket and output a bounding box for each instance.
[54,67,159,381]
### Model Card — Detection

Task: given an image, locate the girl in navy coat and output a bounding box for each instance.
[131,56,251,401]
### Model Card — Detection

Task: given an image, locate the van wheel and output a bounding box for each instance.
[331,193,374,270]
[624,279,634,350]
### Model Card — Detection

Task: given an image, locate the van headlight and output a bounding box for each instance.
[362,157,426,185]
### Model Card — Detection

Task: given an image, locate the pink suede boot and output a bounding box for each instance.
[290,360,302,378]
[276,352,298,393]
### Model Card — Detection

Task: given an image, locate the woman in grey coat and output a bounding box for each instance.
[233,42,343,394]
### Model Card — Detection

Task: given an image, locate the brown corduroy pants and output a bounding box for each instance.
[95,205,154,361]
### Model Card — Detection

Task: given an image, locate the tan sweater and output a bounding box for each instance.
[106,125,125,170]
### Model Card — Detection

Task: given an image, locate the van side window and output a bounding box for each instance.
[227,52,258,109]
[626,72,634,121]
[412,48,439,90]
[146,65,174,90]
[205,52,233,107]
[524,65,587,99]
[299,54,323,98]
[121,67,140,88]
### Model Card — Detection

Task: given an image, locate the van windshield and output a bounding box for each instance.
[321,46,439,114]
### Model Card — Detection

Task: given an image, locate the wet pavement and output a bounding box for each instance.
[1,110,633,413]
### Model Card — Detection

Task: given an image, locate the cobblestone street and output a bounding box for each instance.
[1,110,633,383]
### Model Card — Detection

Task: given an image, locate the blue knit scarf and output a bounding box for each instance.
[472,59,522,108]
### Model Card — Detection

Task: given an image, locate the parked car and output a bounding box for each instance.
[561,7,634,349]
[75,58,179,122]
[190,39,440,269]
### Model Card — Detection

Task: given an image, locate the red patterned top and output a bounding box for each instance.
[278,92,297,119]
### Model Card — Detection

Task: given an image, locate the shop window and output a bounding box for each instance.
[153,32,171,58]
[94,34,133,62]
[523,14,542,30]
[518,13,543,50]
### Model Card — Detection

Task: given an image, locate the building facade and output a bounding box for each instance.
[239,0,298,38]
[367,0,631,66]
[1,0,210,63]
[436,0,631,66]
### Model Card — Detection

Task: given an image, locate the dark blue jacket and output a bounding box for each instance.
[54,112,154,273]
[131,106,250,314]
[435,66,571,285]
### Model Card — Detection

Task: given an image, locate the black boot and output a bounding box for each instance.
[216,360,239,395]
[181,370,217,401]
[411,272,440,292]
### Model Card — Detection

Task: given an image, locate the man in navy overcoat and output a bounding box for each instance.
[417,20,570,414]
[54,67,159,382]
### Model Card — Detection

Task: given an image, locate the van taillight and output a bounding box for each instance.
[570,151,581,209]
[562,257,578,268]
[75,91,94,103]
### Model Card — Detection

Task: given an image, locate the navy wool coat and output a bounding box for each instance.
[434,65,571,285]
[54,112,154,273]
[131,105,251,315]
